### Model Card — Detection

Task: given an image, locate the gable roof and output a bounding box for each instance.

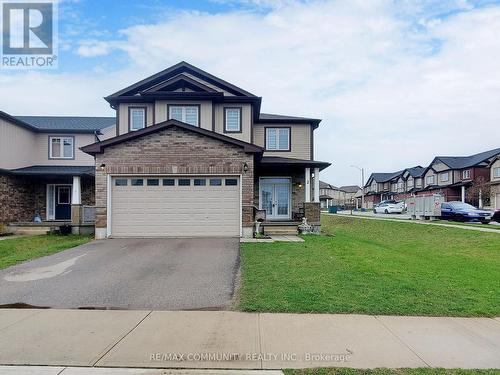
[433,147,500,169]
[0,111,115,133]
[368,170,404,184]
[319,180,338,189]
[339,185,360,193]
[81,119,263,155]
[106,61,258,100]
[406,166,425,178]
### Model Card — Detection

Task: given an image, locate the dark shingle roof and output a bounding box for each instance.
[14,116,115,132]
[436,147,500,169]
[370,170,404,183]
[9,165,94,176]
[407,166,425,178]
[259,156,331,170]
[257,113,322,128]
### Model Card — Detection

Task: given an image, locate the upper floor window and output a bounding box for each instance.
[265,128,290,151]
[426,175,435,185]
[462,169,471,179]
[407,179,414,187]
[169,105,199,126]
[494,167,500,178]
[440,172,449,182]
[224,108,241,132]
[49,136,73,159]
[130,107,146,131]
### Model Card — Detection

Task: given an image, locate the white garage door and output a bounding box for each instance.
[496,193,500,210]
[111,176,240,237]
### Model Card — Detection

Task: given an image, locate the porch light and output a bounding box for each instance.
[243,162,249,173]
[297,182,303,188]
[99,163,106,171]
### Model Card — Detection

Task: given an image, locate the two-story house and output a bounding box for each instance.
[0,111,115,227]
[418,148,500,206]
[80,62,330,239]
[319,181,345,208]
[363,171,404,208]
[489,156,500,210]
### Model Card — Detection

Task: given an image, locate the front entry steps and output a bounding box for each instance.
[262,221,300,235]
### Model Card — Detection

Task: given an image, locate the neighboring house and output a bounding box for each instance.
[0,112,115,225]
[339,185,361,205]
[363,171,404,208]
[418,148,500,206]
[319,182,360,208]
[80,61,330,239]
[489,156,500,210]
[319,181,341,208]
[362,147,500,209]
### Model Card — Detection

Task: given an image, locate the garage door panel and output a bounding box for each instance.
[111,176,240,237]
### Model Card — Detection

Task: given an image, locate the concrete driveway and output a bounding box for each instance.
[0,238,240,310]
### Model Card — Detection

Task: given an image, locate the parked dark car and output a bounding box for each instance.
[440,202,493,224]
[493,209,500,223]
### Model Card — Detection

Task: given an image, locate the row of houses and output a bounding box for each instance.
[319,182,361,209]
[362,147,500,210]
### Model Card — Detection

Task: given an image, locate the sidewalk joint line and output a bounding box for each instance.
[91,310,153,367]
[374,315,431,368]
[257,313,263,370]
[0,309,44,334]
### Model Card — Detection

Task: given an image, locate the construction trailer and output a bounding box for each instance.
[406,195,444,220]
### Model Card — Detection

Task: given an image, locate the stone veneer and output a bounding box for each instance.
[0,173,94,224]
[93,126,255,238]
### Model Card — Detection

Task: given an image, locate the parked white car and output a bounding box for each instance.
[374,202,404,214]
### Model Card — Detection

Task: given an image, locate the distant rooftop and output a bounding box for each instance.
[14,115,115,132]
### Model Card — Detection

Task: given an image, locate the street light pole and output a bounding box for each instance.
[350,165,365,209]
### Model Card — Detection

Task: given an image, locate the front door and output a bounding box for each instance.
[55,186,71,220]
[260,178,291,220]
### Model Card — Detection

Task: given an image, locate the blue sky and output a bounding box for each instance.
[2,0,500,185]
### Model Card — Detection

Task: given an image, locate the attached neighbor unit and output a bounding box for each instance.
[110,175,241,237]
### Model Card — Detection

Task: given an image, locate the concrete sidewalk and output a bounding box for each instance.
[332,212,500,234]
[0,310,499,370]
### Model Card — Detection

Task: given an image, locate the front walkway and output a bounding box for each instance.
[333,211,500,234]
[0,309,498,370]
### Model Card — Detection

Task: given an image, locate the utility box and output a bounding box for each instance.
[407,195,444,220]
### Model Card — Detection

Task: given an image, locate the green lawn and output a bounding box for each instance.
[0,234,92,270]
[238,215,500,316]
[285,369,500,375]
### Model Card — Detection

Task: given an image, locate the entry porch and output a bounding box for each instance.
[254,157,330,235]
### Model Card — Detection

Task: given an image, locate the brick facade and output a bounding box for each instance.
[94,126,255,236]
[0,172,94,224]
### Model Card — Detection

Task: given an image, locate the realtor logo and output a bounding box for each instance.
[1,0,58,69]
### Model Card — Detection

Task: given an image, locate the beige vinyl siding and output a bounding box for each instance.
[154,100,212,131]
[432,162,449,172]
[0,118,37,169]
[437,171,452,186]
[118,103,154,135]
[491,159,500,182]
[253,123,311,160]
[36,133,96,166]
[424,169,437,186]
[213,103,252,143]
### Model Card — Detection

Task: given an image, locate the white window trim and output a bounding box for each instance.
[427,175,435,185]
[49,136,74,159]
[224,107,241,132]
[130,107,146,131]
[493,167,500,178]
[265,127,290,151]
[168,105,200,126]
[440,172,449,182]
[462,169,471,179]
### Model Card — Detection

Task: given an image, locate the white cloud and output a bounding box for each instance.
[1,0,500,185]
[76,40,112,57]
